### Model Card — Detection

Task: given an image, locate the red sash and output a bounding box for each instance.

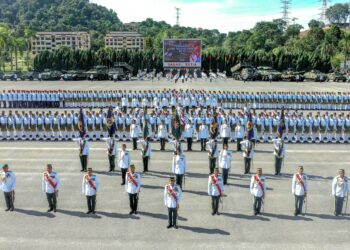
[211,175,222,195]
[167,185,178,204]
[254,175,265,195]
[296,174,305,192]
[127,172,138,187]
[85,175,96,190]
[44,172,57,189]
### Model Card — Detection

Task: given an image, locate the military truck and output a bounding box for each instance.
[40,70,62,81]
[231,63,260,81]
[84,65,109,80]
[257,66,282,81]
[303,70,327,82]
[281,69,305,82]
[327,72,346,82]
[108,62,133,81]
[61,70,86,81]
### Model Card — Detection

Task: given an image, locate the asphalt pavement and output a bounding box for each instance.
[0,140,349,250]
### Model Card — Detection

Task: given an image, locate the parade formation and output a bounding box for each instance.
[1,94,349,229]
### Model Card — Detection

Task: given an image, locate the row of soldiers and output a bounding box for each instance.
[1,89,350,110]
[1,162,348,229]
[1,108,350,143]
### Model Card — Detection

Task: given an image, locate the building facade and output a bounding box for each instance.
[31,32,90,54]
[105,32,144,51]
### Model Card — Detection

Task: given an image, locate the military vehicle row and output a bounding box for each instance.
[0,62,133,81]
[231,63,349,82]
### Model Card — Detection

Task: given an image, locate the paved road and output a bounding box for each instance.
[1,79,350,92]
[0,141,349,249]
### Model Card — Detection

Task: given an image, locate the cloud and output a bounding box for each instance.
[92,0,326,33]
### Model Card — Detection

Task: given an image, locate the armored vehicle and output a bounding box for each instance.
[40,70,62,81]
[327,72,346,82]
[281,69,305,82]
[303,70,327,82]
[61,70,86,81]
[84,65,109,80]
[257,66,282,81]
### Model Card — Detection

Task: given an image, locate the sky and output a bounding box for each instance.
[92,0,349,33]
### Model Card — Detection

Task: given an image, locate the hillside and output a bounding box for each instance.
[0,0,124,48]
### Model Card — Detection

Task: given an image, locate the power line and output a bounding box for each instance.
[175,7,180,26]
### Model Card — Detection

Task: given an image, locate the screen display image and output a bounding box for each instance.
[163,39,202,68]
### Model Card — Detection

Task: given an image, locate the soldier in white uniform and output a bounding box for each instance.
[332,169,348,216]
[0,111,7,140]
[292,166,308,216]
[272,138,286,175]
[102,136,118,172]
[119,144,131,185]
[172,148,187,189]
[198,121,209,151]
[138,137,152,172]
[164,177,182,229]
[0,164,16,211]
[42,164,60,212]
[208,168,224,215]
[235,121,244,151]
[218,144,232,185]
[206,139,219,174]
[125,164,141,215]
[183,121,194,151]
[240,139,255,174]
[130,119,140,150]
[220,119,231,145]
[74,136,90,172]
[82,168,99,214]
[158,120,168,151]
[250,168,266,216]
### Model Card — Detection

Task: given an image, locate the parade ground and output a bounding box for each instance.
[0,141,349,250]
[1,78,350,93]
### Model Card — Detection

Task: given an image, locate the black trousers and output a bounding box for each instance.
[334,196,345,216]
[108,155,115,171]
[142,156,149,172]
[121,168,127,184]
[80,155,88,171]
[211,195,220,213]
[253,196,263,214]
[186,137,192,151]
[86,195,96,212]
[160,138,166,150]
[244,157,251,174]
[200,139,207,151]
[168,207,178,226]
[129,193,138,212]
[236,138,243,151]
[122,106,127,113]
[46,192,57,209]
[209,157,217,174]
[294,195,305,215]
[275,156,283,175]
[4,191,14,209]
[176,174,183,189]
[222,137,229,146]
[222,168,229,184]
[132,138,138,150]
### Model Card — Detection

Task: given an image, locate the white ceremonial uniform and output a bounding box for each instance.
[42,171,60,193]
[220,123,231,138]
[219,150,232,169]
[198,124,209,139]
[130,123,140,138]
[0,171,16,192]
[208,175,224,196]
[250,175,266,197]
[118,150,131,169]
[332,176,349,197]
[158,124,168,138]
[172,154,187,175]
[240,140,255,158]
[125,171,141,194]
[272,138,286,158]
[82,174,99,196]
[74,138,90,156]
[103,137,118,155]
[164,184,182,208]
[292,173,308,196]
